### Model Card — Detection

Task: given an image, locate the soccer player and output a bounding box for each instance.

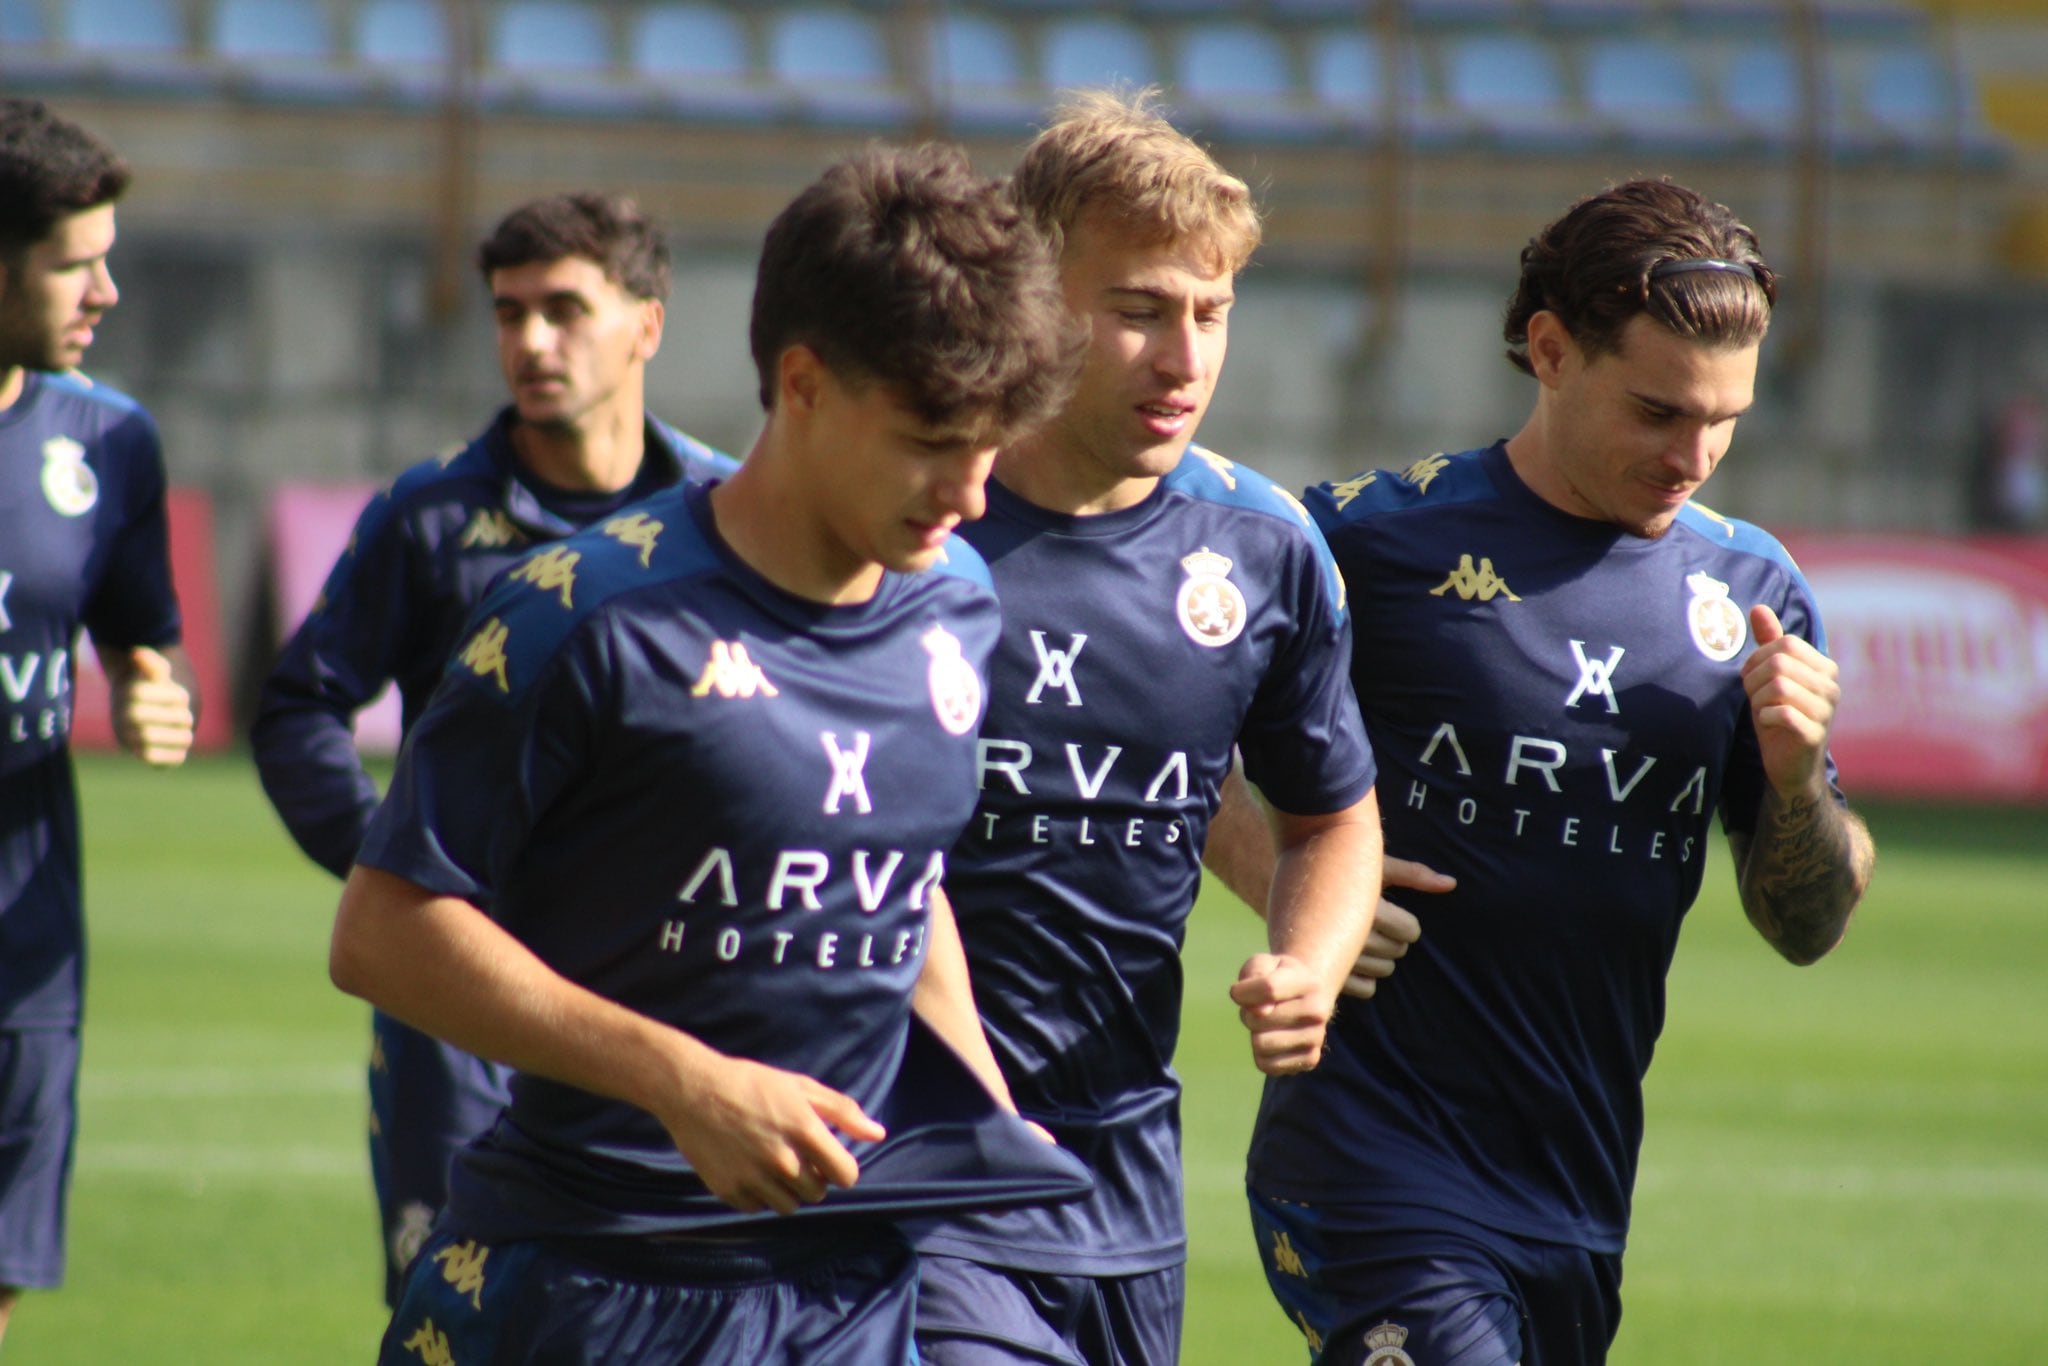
[329,141,1089,1364]
[0,96,197,1343]
[910,90,1384,1366]
[250,191,734,1302]
[1239,178,1878,1365]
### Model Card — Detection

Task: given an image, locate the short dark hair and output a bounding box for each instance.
[0,98,132,258]
[1503,178,1777,376]
[475,191,671,300]
[749,141,1082,436]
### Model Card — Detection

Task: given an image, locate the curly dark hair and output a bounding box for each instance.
[750,141,1083,437]
[1503,178,1777,375]
[0,98,131,259]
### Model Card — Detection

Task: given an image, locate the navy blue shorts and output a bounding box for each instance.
[368,1010,512,1304]
[915,1251,1184,1366]
[1247,1188,1622,1366]
[380,1222,919,1365]
[0,1029,81,1290]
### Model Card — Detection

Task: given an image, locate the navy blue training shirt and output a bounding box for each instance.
[253,408,735,879]
[1,371,181,1029]
[918,445,1378,1277]
[1249,442,1844,1253]
[356,481,1089,1239]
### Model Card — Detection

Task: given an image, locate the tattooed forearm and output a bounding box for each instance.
[1739,789,1875,965]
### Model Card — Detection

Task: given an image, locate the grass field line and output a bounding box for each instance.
[80,1062,359,1100]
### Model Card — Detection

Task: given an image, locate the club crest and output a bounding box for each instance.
[1362,1321,1418,1366]
[41,436,97,517]
[1176,548,1247,648]
[1685,570,1747,662]
[923,624,981,735]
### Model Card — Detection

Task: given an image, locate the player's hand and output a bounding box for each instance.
[1230,953,1336,1076]
[1740,604,1839,799]
[1341,856,1454,999]
[658,1053,886,1216]
[110,646,194,767]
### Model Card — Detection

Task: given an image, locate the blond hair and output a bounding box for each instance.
[1012,87,1261,275]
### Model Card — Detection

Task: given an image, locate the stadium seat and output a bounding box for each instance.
[1581,35,1737,152]
[214,0,332,61]
[767,8,913,128]
[1440,32,1589,149]
[1309,26,1455,146]
[1717,40,1807,150]
[1175,22,1325,141]
[2,3,48,43]
[928,11,1036,132]
[64,0,183,52]
[356,0,449,67]
[492,0,611,72]
[1041,15,1156,92]
[632,3,786,123]
[633,3,749,81]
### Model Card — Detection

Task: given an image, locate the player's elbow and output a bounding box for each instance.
[328,870,390,1002]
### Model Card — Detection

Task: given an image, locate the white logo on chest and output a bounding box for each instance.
[820,730,873,814]
[1565,640,1626,713]
[1026,631,1087,706]
[41,437,98,517]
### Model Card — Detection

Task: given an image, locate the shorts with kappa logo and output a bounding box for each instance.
[915,1251,1184,1366]
[1248,1186,1622,1366]
[381,1220,920,1365]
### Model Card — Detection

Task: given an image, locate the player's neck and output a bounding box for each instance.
[995,432,1158,517]
[1503,419,1574,518]
[510,408,644,494]
[710,455,883,607]
[0,366,24,412]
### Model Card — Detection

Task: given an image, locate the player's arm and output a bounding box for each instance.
[251,510,413,880]
[102,642,197,768]
[1227,787,1383,1075]
[1209,764,1448,1000]
[911,886,1029,1118]
[1728,604,1876,965]
[331,864,886,1215]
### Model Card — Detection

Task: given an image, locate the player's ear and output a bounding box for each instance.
[635,297,665,362]
[1524,310,1577,388]
[777,343,826,418]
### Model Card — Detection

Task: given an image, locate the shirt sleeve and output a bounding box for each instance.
[252,491,420,879]
[355,590,607,911]
[1236,531,1377,817]
[80,407,182,651]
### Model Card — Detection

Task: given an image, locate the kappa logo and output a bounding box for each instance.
[432,1239,490,1310]
[1328,471,1378,510]
[691,641,778,699]
[1566,639,1626,713]
[40,436,97,517]
[1176,548,1247,648]
[1400,453,1450,493]
[923,624,980,736]
[1269,484,1315,527]
[458,507,521,550]
[1685,570,1747,661]
[459,617,512,692]
[1292,1312,1324,1356]
[1026,631,1088,706]
[1362,1321,1418,1366]
[507,545,580,609]
[1192,445,1237,489]
[401,1319,456,1366]
[603,511,663,567]
[821,730,873,815]
[1271,1230,1308,1278]
[1432,554,1520,603]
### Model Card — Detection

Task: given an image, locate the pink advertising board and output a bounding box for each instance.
[265,482,403,754]
[1782,533,2048,801]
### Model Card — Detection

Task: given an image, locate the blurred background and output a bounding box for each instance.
[6,5,2046,1361]
[6,0,2048,757]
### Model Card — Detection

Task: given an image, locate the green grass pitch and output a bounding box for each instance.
[8,752,2046,1362]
